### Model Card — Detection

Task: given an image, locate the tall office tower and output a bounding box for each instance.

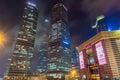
[71,47,80,73]
[36,42,48,72]
[7,2,38,78]
[47,3,71,79]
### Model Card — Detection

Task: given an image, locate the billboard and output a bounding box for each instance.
[95,41,107,65]
[79,51,85,69]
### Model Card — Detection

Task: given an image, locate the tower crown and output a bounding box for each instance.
[51,3,68,24]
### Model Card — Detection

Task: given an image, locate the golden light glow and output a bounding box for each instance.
[70,68,77,77]
[0,32,5,47]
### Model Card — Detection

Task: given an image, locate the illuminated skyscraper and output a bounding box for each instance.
[47,3,71,79]
[71,47,80,73]
[36,42,48,72]
[7,2,38,77]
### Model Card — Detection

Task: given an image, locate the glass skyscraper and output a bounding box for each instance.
[47,3,71,79]
[71,47,80,74]
[36,42,48,72]
[7,2,38,77]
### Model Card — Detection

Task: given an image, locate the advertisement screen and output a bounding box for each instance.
[89,58,94,63]
[95,41,107,65]
[79,51,85,69]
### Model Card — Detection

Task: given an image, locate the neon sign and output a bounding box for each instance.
[95,41,107,65]
[79,51,85,69]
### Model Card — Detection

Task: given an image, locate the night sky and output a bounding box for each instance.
[0,0,120,77]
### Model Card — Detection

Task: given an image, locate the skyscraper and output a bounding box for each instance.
[47,3,71,79]
[36,42,48,72]
[7,2,38,78]
[71,47,80,74]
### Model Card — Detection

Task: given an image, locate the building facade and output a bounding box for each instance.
[47,3,71,79]
[7,2,38,77]
[78,30,120,80]
[71,47,80,74]
[36,42,48,72]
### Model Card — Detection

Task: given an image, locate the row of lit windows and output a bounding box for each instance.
[23,20,35,25]
[26,5,35,9]
[17,34,34,40]
[48,63,57,70]
[50,36,61,41]
[14,50,27,54]
[23,15,36,19]
[14,45,33,54]
[19,28,33,34]
[17,37,28,41]
[49,49,60,54]
[25,7,34,12]
[48,46,61,49]
[15,44,33,49]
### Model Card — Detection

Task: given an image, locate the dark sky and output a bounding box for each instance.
[0,0,120,77]
[36,0,120,47]
[0,0,26,77]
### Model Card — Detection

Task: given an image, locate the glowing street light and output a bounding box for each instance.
[70,68,78,77]
[0,32,5,46]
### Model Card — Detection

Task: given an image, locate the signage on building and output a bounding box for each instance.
[95,41,107,65]
[85,43,91,49]
[79,51,85,69]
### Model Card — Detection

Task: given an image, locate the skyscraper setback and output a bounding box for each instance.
[47,3,71,79]
[7,2,38,77]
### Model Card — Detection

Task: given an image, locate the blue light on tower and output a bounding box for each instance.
[62,39,70,48]
[108,28,111,31]
[44,19,49,23]
[63,40,69,45]
[27,2,36,7]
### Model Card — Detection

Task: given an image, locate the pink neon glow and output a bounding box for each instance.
[95,41,107,65]
[79,51,85,69]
